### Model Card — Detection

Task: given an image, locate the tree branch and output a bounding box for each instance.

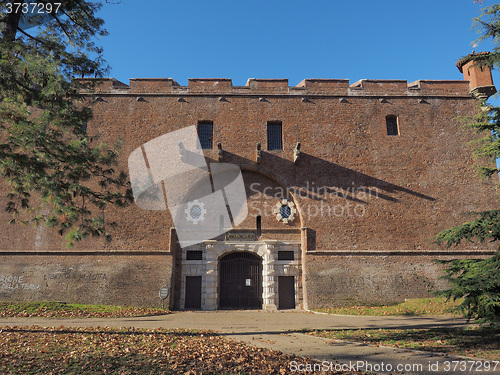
[50,14,73,42]
[16,26,54,48]
[60,9,94,36]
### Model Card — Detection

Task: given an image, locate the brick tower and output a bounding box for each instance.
[457,51,497,99]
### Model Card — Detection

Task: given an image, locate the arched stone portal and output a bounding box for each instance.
[179,240,301,310]
[219,252,262,309]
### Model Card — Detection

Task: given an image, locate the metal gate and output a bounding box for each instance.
[219,252,262,309]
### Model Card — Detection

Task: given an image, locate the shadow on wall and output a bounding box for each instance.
[214,150,435,204]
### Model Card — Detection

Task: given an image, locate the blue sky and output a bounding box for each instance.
[96,0,497,88]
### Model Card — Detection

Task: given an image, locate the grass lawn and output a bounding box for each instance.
[0,326,369,375]
[305,326,500,361]
[312,297,461,316]
[0,301,170,318]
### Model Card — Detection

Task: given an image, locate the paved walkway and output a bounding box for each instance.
[1,311,497,375]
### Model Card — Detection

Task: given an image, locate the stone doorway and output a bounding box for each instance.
[219,252,262,309]
[179,240,301,310]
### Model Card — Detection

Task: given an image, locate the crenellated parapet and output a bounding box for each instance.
[78,75,490,98]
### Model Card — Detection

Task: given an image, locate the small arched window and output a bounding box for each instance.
[386,115,399,136]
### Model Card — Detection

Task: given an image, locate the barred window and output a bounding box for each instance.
[386,115,399,136]
[267,121,283,150]
[186,250,203,260]
[198,121,213,149]
[278,251,294,261]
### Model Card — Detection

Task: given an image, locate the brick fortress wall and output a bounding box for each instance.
[83,76,497,251]
[0,58,498,307]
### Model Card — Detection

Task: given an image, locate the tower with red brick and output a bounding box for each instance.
[457,51,497,99]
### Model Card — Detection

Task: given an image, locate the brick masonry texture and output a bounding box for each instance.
[0,59,498,307]
[0,253,172,308]
[79,77,496,252]
[305,252,493,308]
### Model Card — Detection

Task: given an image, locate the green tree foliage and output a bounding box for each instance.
[435,3,500,325]
[438,254,500,325]
[0,0,133,247]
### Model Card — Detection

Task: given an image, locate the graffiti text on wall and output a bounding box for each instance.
[0,275,40,290]
[43,271,107,282]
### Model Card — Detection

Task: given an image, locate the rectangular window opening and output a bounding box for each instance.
[386,116,399,136]
[186,250,203,260]
[278,251,295,261]
[267,121,283,150]
[198,121,213,149]
[256,215,262,237]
